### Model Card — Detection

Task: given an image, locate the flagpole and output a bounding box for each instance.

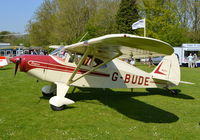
[144,18,146,37]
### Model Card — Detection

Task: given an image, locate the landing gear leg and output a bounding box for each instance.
[49,83,75,111]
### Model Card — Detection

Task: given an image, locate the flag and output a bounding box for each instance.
[132,19,145,30]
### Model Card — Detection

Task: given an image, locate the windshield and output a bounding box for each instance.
[49,46,105,67]
[50,46,65,56]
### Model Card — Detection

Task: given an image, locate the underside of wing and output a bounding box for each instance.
[64,34,174,60]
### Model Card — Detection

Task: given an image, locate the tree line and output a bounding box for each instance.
[1,0,199,47]
[0,31,30,46]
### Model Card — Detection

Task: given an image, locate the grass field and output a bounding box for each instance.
[0,64,200,140]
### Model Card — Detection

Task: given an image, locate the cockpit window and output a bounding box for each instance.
[94,58,103,66]
[50,46,64,56]
[50,47,105,67]
[70,54,105,67]
[50,47,69,62]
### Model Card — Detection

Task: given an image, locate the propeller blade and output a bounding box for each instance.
[14,58,21,76]
[14,61,19,76]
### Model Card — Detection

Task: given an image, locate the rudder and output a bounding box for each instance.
[151,54,180,86]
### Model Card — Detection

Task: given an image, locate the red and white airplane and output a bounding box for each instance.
[10,34,182,111]
[0,56,8,68]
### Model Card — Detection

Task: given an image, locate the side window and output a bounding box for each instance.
[94,58,103,67]
[83,56,92,66]
[69,54,105,68]
[92,58,107,68]
[51,47,69,62]
[50,48,106,68]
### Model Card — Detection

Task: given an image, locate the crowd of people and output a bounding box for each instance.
[30,49,48,55]
[187,53,198,68]
[123,56,155,67]
[124,54,199,68]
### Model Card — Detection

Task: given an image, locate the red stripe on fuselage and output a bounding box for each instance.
[26,56,110,77]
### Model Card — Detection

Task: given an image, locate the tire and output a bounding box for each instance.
[42,92,54,98]
[50,104,66,111]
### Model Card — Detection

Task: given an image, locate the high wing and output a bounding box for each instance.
[63,34,174,59]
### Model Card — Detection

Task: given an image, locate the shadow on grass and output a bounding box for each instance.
[146,88,194,99]
[40,87,194,123]
[66,87,184,123]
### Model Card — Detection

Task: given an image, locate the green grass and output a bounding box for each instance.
[0,64,200,140]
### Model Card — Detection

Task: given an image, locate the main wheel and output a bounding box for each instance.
[50,104,66,111]
[42,92,54,98]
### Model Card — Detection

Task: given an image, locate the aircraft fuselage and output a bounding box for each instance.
[11,55,166,89]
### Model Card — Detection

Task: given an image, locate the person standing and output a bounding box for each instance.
[193,53,198,68]
[148,56,154,67]
[33,49,38,55]
[187,53,194,68]
[130,58,135,66]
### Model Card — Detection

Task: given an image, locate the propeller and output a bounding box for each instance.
[14,58,21,76]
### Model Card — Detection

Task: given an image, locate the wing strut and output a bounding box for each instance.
[67,47,90,85]
[67,50,122,85]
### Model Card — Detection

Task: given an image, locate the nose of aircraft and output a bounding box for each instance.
[10,55,52,76]
[10,56,21,63]
[10,56,23,76]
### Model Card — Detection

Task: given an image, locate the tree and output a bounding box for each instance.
[27,0,121,46]
[51,0,91,44]
[27,0,199,47]
[169,0,200,43]
[116,0,139,34]
[27,0,56,46]
[137,0,191,46]
[0,31,12,42]
[86,0,120,39]
[0,31,30,46]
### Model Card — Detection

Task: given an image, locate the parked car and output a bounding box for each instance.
[152,56,164,65]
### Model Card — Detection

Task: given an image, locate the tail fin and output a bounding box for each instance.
[151,53,180,86]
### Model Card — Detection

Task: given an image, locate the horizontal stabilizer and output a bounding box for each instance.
[180,81,195,85]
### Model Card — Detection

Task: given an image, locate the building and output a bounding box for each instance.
[174,44,200,67]
[0,45,28,57]
[0,43,10,48]
[140,43,200,67]
[0,43,46,57]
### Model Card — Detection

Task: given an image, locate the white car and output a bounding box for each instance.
[152,56,164,65]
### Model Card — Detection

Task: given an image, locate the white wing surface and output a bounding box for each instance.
[64,34,173,59]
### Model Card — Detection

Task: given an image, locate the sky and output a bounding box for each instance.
[0,0,44,33]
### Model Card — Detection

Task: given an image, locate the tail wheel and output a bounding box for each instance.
[165,88,178,95]
[170,89,178,95]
